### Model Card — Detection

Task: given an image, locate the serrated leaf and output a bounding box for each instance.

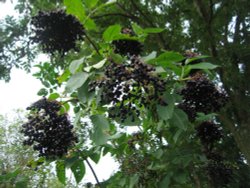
[84,18,97,31]
[144,27,165,33]
[90,115,110,145]
[56,160,66,185]
[78,80,94,104]
[173,129,182,143]
[57,69,71,83]
[103,25,121,42]
[37,88,48,96]
[64,0,86,23]
[159,174,171,188]
[69,57,85,74]
[71,160,85,184]
[66,72,89,93]
[85,0,98,8]
[154,51,185,67]
[157,94,175,120]
[129,175,139,188]
[169,109,189,130]
[188,62,219,70]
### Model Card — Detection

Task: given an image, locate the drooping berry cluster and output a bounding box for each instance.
[30,10,85,55]
[112,28,143,57]
[206,153,233,187]
[179,74,227,121]
[89,57,166,122]
[196,121,223,146]
[196,121,233,186]
[21,98,78,158]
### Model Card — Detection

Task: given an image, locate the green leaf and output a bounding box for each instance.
[142,51,157,62]
[159,174,171,188]
[188,62,219,70]
[173,171,188,184]
[144,27,165,33]
[93,59,106,69]
[157,94,175,120]
[129,175,139,188]
[84,18,97,31]
[66,72,89,93]
[48,93,60,100]
[90,115,110,145]
[185,55,210,64]
[64,0,86,23]
[37,88,48,96]
[78,80,94,104]
[71,160,85,184]
[84,59,106,72]
[85,0,99,8]
[169,109,189,130]
[56,160,66,185]
[57,69,71,84]
[153,51,185,67]
[103,24,121,42]
[69,57,85,74]
[15,176,28,188]
[173,129,182,143]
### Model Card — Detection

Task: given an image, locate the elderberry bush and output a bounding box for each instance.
[30,10,85,55]
[112,28,143,57]
[179,74,228,121]
[89,56,166,122]
[21,98,78,159]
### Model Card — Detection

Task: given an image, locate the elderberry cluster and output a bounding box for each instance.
[196,121,223,147]
[21,98,77,158]
[30,10,85,55]
[206,154,233,187]
[112,28,143,57]
[89,57,166,122]
[179,74,227,121]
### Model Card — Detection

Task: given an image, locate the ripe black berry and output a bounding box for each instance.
[112,28,143,57]
[30,10,85,55]
[179,74,228,121]
[89,56,167,122]
[21,98,78,159]
[196,121,223,146]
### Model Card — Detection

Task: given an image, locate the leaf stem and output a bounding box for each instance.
[85,158,102,187]
[84,33,101,56]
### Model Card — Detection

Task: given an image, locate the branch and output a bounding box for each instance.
[128,0,169,50]
[84,33,101,56]
[85,158,102,188]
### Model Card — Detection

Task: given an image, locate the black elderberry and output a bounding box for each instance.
[179,75,228,121]
[196,121,223,146]
[89,56,167,122]
[30,10,85,55]
[207,159,233,187]
[112,28,143,57]
[21,98,78,159]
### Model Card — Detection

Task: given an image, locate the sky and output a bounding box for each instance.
[0,1,119,184]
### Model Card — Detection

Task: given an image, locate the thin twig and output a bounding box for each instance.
[84,33,101,56]
[86,158,102,187]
